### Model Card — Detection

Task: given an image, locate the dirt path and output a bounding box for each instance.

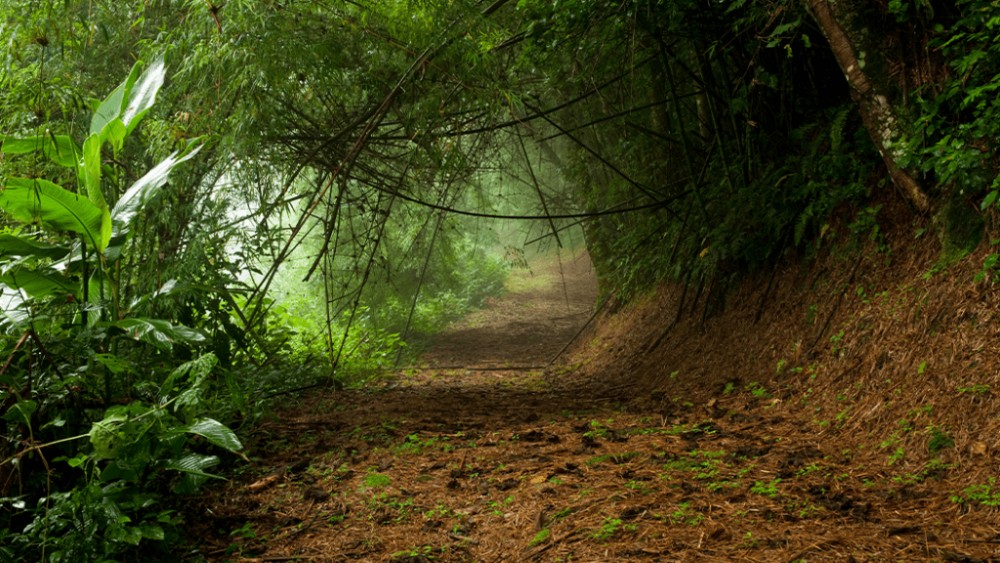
[188,251,1000,562]
[415,251,597,370]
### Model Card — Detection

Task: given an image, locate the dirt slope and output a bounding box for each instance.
[187,229,1000,562]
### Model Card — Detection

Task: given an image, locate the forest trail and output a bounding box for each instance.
[414,250,598,371]
[189,251,1000,562]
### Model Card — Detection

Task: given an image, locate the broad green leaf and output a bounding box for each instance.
[0,266,78,299]
[44,134,80,168]
[0,233,70,259]
[93,353,133,375]
[66,453,89,468]
[110,317,206,351]
[98,206,112,251]
[0,285,30,328]
[2,400,36,425]
[101,118,128,152]
[88,412,129,459]
[140,524,166,541]
[0,178,106,250]
[183,418,243,452]
[111,145,203,234]
[90,61,140,137]
[81,134,105,209]
[122,58,166,135]
[1,134,80,168]
[982,190,998,210]
[0,136,43,155]
[164,453,222,479]
[90,81,128,137]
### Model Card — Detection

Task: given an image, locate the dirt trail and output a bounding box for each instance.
[189,249,1000,562]
[416,251,597,370]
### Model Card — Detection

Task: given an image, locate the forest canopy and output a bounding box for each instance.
[1,0,998,559]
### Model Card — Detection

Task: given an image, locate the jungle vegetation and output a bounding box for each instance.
[0,0,998,559]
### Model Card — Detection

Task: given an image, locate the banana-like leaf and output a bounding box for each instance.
[111,145,203,235]
[0,233,70,259]
[0,266,77,299]
[122,58,165,135]
[0,285,31,329]
[110,317,206,351]
[0,178,108,250]
[90,57,165,141]
[183,418,243,452]
[81,134,106,209]
[90,80,129,138]
[1,134,80,168]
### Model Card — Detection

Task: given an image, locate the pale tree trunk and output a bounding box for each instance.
[806,0,931,213]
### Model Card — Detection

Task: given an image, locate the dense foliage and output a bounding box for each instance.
[1,0,998,559]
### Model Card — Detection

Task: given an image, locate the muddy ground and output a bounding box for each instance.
[186,246,1000,562]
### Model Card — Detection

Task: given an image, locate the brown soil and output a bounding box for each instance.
[187,217,1000,562]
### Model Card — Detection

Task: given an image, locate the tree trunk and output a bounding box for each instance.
[805,0,931,213]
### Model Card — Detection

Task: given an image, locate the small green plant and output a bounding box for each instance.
[880,423,913,465]
[834,408,850,426]
[668,502,705,526]
[583,419,614,439]
[423,503,454,519]
[230,522,256,540]
[750,479,782,498]
[391,545,437,560]
[586,452,640,466]
[957,384,990,395]
[365,493,415,523]
[705,479,741,492]
[805,304,818,325]
[786,499,824,519]
[485,495,514,516]
[361,471,392,491]
[745,382,771,399]
[553,507,574,520]
[829,329,845,356]
[591,517,635,541]
[528,528,551,547]
[951,478,1000,508]
[625,480,653,495]
[893,459,951,485]
[395,433,449,455]
[795,463,823,477]
[927,425,955,455]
